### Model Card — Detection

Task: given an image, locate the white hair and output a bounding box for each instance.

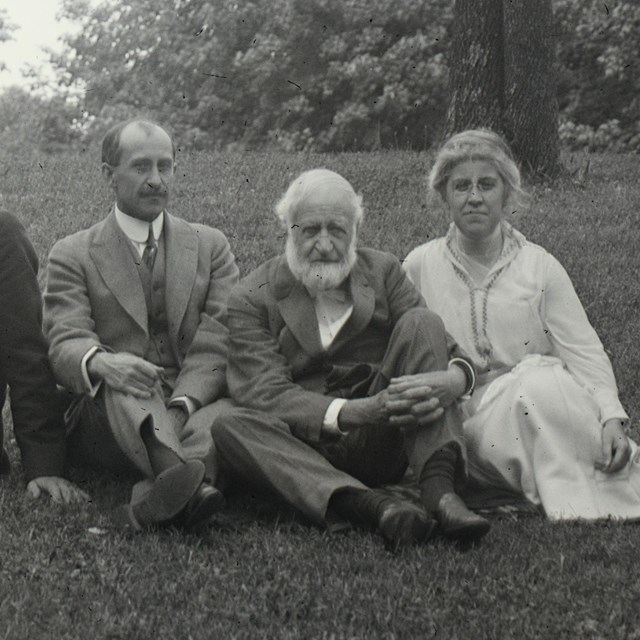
[275,168,364,227]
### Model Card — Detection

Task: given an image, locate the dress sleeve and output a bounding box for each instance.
[542,254,628,423]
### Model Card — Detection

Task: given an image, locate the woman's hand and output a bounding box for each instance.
[596,419,632,473]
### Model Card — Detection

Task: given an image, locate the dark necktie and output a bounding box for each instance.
[142,223,157,270]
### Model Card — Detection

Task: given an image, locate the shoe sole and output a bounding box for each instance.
[182,490,225,532]
[442,519,491,542]
[379,506,438,548]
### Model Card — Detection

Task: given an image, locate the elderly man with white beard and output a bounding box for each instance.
[212,169,490,547]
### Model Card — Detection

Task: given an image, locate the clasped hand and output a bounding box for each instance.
[338,369,464,432]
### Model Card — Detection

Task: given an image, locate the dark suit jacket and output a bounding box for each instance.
[43,210,239,407]
[0,212,66,480]
[226,248,466,443]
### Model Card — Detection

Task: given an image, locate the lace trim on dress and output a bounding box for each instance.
[445,222,524,365]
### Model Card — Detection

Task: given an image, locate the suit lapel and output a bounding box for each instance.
[273,258,323,356]
[89,211,148,332]
[330,258,375,352]
[164,212,198,335]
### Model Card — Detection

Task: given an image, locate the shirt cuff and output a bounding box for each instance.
[167,396,200,417]
[322,398,348,439]
[81,346,104,397]
[448,357,476,398]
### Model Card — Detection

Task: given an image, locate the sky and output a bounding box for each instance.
[0,0,76,89]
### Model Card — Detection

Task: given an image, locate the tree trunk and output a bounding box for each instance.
[503,0,561,177]
[446,0,562,179]
[446,0,504,135]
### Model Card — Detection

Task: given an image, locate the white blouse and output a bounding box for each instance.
[404,223,628,424]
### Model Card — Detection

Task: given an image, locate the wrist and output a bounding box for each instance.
[338,397,383,432]
[446,365,467,399]
[86,351,106,380]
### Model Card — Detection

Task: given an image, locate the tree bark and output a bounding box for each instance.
[503,0,561,177]
[446,0,562,179]
[446,0,504,135]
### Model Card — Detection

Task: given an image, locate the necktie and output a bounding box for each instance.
[142,223,157,270]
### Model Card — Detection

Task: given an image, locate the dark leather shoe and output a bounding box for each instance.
[378,498,438,549]
[113,460,205,531]
[179,483,225,532]
[436,493,491,541]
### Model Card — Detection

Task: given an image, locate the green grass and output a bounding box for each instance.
[1,149,639,639]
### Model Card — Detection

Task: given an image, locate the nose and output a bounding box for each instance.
[467,184,483,204]
[315,232,333,255]
[146,166,162,188]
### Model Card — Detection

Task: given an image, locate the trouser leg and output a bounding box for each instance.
[66,384,186,479]
[358,308,466,480]
[66,391,138,478]
[212,407,367,525]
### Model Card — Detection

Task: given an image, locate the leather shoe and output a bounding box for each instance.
[378,498,438,549]
[178,482,225,532]
[113,460,205,531]
[435,493,491,541]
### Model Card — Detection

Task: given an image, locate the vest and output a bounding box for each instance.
[131,236,178,376]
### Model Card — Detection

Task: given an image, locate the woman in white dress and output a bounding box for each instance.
[403,129,640,520]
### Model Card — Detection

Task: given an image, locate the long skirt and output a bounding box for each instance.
[462,355,640,520]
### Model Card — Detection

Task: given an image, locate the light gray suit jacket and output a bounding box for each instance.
[43,210,239,407]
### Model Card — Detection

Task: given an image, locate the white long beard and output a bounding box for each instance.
[285,235,357,293]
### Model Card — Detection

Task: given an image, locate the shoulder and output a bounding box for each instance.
[172,216,232,250]
[515,238,564,271]
[239,255,281,289]
[0,211,29,252]
[404,237,445,265]
[0,211,25,236]
[50,226,96,254]
[229,255,281,310]
[403,237,447,283]
[49,218,107,261]
[355,247,403,272]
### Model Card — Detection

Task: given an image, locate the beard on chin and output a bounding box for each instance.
[285,236,357,292]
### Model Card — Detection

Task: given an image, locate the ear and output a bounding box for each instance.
[101,162,115,187]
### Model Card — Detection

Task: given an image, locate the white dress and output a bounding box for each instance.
[404,222,640,520]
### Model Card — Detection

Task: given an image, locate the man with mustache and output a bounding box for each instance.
[212,169,490,548]
[44,119,239,531]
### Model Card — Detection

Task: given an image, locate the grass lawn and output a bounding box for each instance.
[0,148,639,640]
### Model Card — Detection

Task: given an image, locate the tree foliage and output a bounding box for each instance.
[555,0,640,152]
[10,0,640,155]
[53,0,451,151]
[0,87,81,153]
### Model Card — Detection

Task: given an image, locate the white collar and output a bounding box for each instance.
[114,205,164,243]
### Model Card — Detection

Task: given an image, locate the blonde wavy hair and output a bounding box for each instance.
[429,129,529,213]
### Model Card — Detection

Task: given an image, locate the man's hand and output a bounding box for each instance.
[26,477,89,504]
[87,352,163,398]
[385,367,467,428]
[596,419,632,473]
[338,392,390,433]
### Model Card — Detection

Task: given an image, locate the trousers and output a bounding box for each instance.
[212,308,466,525]
[66,384,229,482]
